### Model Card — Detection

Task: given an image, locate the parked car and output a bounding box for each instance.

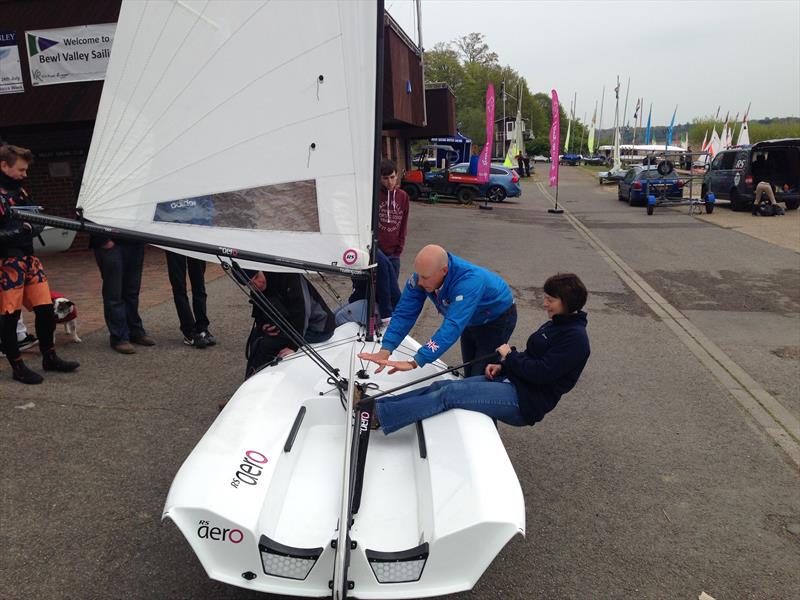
[448,163,521,201]
[617,165,684,206]
[532,155,551,163]
[401,163,520,203]
[702,138,800,211]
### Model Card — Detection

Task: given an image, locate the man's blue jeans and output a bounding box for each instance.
[460,303,517,377]
[375,376,527,435]
[94,243,146,345]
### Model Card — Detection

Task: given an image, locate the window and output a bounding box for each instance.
[449,164,468,174]
[719,152,737,169]
[490,167,505,175]
[624,169,638,182]
[710,154,724,170]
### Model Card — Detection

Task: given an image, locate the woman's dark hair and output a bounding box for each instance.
[543,273,587,313]
[380,158,397,176]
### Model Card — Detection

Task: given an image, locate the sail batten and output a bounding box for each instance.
[80,0,378,271]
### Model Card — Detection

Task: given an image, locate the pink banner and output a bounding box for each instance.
[477,84,495,184]
[549,89,560,188]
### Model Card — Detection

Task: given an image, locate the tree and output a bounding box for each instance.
[423,42,464,96]
[453,33,498,66]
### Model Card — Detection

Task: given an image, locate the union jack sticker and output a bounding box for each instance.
[425,339,439,352]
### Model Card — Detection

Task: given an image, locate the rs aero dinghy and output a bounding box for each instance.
[15,1,525,597]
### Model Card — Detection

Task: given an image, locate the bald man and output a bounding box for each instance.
[359,245,516,377]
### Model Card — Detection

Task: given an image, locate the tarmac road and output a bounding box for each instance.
[1,166,798,600]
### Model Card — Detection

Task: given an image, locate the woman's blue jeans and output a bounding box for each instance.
[375,375,527,435]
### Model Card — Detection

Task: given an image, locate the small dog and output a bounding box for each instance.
[52,293,82,343]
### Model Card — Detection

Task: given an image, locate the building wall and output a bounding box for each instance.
[1,0,122,249]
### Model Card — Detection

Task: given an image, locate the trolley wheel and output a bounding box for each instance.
[646,205,654,215]
[456,187,475,204]
[705,202,714,214]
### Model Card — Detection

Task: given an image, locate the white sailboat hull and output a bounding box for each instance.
[163,322,525,598]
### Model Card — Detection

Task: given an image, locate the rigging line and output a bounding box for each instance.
[85,0,213,205]
[85,0,269,205]
[230,266,342,380]
[89,33,344,206]
[365,352,496,402]
[89,105,350,212]
[316,270,346,307]
[81,1,148,203]
[222,259,334,374]
[223,260,345,383]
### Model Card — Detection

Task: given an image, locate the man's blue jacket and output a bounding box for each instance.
[381,253,513,366]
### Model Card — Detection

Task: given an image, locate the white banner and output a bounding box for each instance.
[0,31,24,94]
[25,23,115,87]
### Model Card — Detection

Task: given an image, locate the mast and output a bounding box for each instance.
[365,0,386,343]
[598,85,605,146]
[332,4,385,597]
[612,76,621,172]
[621,76,630,142]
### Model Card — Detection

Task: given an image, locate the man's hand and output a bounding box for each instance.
[496,343,513,360]
[101,240,115,250]
[262,325,280,336]
[357,348,391,373]
[485,363,502,380]
[373,359,416,375]
[277,347,295,359]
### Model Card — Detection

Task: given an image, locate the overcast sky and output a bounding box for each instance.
[387,0,800,127]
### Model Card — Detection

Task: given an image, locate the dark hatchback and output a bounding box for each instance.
[618,166,684,206]
[702,138,800,211]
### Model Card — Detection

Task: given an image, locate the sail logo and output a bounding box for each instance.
[230,449,268,489]
[26,34,59,57]
[342,249,358,266]
[197,520,244,544]
[170,199,197,209]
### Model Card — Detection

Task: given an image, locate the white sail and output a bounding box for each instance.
[515,85,525,158]
[79,0,377,271]
[737,118,750,146]
[708,127,722,157]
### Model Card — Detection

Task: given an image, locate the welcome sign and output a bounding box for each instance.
[25,23,115,86]
[0,31,24,94]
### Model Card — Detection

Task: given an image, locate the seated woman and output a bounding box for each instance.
[362,273,590,434]
[245,270,335,379]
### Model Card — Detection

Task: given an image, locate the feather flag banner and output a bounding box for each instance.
[549,89,560,188]
[477,84,494,184]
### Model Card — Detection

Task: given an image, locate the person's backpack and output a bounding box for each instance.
[755,202,785,217]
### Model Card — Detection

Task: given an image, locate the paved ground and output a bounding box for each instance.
[1,167,798,600]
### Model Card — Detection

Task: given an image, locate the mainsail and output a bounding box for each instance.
[737,103,751,146]
[79,0,377,271]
